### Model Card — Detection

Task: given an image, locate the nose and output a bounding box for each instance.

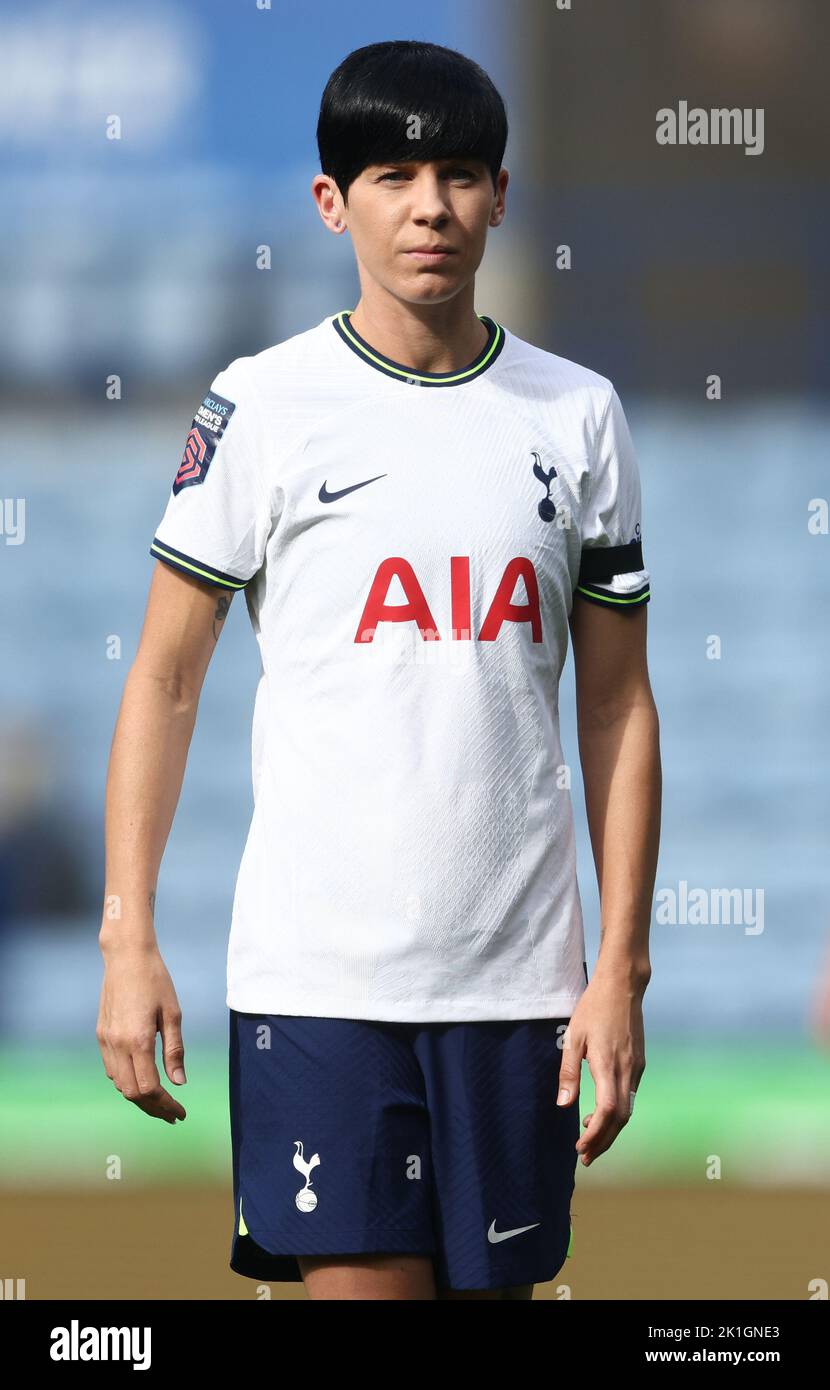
[409,168,451,225]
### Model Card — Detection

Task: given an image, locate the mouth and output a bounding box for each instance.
[404,247,456,263]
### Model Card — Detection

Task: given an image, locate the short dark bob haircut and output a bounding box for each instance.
[317,40,508,205]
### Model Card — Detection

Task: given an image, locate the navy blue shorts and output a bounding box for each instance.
[228,1009,579,1292]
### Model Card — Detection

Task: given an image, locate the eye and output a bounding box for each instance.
[377,166,477,183]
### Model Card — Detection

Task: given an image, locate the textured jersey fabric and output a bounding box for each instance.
[150,310,650,1021]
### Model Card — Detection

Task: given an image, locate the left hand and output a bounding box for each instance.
[556,967,647,1166]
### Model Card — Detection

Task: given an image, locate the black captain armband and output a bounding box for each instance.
[575,540,650,610]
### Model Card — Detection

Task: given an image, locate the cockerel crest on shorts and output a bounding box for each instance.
[293,1140,321,1212]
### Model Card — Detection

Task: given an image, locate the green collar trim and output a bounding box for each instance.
[331,309,505,387]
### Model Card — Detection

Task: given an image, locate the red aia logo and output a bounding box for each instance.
[355,557,542,643]
[175,427,208,487]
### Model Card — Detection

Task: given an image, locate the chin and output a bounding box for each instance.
[398,278,461,304]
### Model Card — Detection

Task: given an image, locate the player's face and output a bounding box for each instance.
[342,157,507,305]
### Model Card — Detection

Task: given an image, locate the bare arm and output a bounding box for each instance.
[97,563,234,1121]
[556,599,662,1164]
[571,600,661,980]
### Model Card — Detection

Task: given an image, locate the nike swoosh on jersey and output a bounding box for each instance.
[318,474,387,503]
[487,1220,541,1244]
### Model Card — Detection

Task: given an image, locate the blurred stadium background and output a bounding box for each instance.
[1,0,828,1298]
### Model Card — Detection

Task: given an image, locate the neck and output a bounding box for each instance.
[347,288,488,374]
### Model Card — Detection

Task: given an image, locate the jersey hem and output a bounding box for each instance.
[226,988,584,1022]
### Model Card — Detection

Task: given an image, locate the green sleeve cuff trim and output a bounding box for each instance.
[576,585,650,607]
[150,539,249,590]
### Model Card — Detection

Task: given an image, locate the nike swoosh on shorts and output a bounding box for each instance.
[487,1220,542,1244]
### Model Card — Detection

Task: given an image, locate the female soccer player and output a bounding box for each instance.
[98,39,660,1301]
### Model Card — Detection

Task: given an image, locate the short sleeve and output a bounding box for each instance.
[575,385,650,611]
[149,359,269,590]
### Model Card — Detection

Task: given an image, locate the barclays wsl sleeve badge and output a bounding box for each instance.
[172,392,237,494]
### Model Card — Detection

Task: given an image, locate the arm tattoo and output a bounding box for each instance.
[148,890,156,918]
[212,592,231,642]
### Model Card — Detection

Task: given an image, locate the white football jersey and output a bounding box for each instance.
[150,310,650,1021]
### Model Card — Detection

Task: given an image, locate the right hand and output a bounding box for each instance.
[96,940,187,1123]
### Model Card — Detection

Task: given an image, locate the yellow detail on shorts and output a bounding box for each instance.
[566,1219,573,1257]
[238,1196,248,1236]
